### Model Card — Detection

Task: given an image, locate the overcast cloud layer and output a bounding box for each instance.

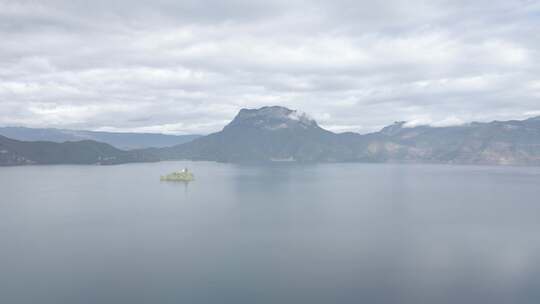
[0,0,539,134]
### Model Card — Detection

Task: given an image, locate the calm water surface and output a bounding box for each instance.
[1,162,540,304]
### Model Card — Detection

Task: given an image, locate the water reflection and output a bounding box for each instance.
[1,162,540,303]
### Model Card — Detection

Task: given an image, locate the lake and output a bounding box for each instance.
[1,161,540,304]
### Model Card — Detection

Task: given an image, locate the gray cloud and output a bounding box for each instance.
[0,0,539,134]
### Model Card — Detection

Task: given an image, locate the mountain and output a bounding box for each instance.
[0,135,157,166]
[375,116,540,165]
[154,106,360,162]
[2,107,539,166]
[152,106,540,165]
[0,127,200,149]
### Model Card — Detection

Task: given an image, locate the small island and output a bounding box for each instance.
[160,168,194,182]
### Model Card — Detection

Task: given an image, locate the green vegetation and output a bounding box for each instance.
[160,169,194,182]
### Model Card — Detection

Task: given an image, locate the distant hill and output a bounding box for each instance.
[0,135,157,166]
[0,127,200,149]
[368,116,540,165]
[152,106,540,166]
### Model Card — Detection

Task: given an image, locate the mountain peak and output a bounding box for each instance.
[380,121,406,136]
[225,106,318,131]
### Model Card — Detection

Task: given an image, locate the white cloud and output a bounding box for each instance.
[0,0,538,134]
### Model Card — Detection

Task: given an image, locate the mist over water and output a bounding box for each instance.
[1,162,540,304]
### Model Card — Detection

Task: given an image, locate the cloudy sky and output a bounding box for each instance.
[0,0,539,134]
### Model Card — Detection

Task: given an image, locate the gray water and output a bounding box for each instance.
[1,161,540,304]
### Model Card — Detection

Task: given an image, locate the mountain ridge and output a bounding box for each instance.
[0,126,200,150]
[0,135,157,166]
[2,106,540,166]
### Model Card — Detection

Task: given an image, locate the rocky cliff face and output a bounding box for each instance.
[225,106,318,131]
